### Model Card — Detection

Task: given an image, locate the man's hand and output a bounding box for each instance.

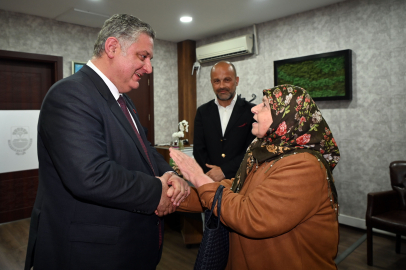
[205,164,225,182]
[155,177,176,217]
[169,148,213,188]
[166,173,190,206]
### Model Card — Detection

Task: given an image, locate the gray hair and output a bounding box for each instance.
[93,14,156,58]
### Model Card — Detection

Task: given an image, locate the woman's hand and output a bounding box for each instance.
[169,147,214,188]
[166,173,191,206]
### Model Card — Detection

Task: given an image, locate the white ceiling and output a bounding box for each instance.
[0,0,345,42]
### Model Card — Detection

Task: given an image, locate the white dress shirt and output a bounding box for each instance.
[86,60,139,132]
[214,93,237,136]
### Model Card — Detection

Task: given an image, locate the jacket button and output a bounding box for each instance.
[222,154,225,158]
[157,221,160,225]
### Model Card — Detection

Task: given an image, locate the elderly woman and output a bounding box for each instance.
[170,85,340,270]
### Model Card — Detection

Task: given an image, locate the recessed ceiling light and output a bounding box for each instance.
[180,16,192,23]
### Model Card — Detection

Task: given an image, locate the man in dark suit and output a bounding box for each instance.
[193,61,255,181]
[25,14,189,270]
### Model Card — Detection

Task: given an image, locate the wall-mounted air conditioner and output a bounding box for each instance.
[196,35,254,63]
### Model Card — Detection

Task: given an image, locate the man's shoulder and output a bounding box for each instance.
[58,66,94,84]
[236,95,256,109]
[51,72,86,90]
[48,68,98,99]
[197,99,216,111]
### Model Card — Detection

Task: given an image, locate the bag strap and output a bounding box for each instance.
[206,185,225,229]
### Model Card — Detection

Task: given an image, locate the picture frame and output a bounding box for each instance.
[274,49,352,101]
[72,61,86,74]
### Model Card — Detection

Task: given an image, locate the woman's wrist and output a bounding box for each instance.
[193,174,214,188]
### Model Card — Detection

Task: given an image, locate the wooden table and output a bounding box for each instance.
[154,145,193,163]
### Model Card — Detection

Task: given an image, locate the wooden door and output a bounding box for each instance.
[126,72,155,145]
[0,50,62,223]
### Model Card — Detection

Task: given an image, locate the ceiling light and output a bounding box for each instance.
[180,16,192,23]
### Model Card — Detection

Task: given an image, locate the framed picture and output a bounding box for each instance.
[274,49,352,101]
[72,61,86,74]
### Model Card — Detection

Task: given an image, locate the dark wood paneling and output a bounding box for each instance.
[177,40,197,144]
[0,50,62,223]
[0,50,63,83]
[0,59,53,109]
[0,50,63,110]
[0,170,38,223]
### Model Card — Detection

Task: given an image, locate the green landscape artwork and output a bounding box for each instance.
[274,50,352,101]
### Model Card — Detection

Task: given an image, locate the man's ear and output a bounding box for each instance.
[105,37,119,59]
[235,76,240,86]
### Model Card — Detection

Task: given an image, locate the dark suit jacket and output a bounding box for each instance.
[193,96,255,179]
[25,65,173,270]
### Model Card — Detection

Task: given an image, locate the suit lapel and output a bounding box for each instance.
[123,95,159,174]
[79,66,154,173]
[224,96,245,137]
[80,65,112,101]
[208,101,223,138]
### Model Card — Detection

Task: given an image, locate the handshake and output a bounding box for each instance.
[154,147,214,217]
[154,171,190,217]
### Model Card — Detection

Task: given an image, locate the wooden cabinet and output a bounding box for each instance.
[154,145,193,163]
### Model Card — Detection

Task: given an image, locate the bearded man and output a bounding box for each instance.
[193,61,255,182]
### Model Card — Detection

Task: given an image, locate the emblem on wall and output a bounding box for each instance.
[8,127,33,155]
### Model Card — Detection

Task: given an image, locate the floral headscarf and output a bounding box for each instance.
[231,85,339,208]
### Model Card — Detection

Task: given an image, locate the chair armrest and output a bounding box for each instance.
[366,190,399,220]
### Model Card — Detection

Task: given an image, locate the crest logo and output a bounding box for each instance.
[8,127,33,155]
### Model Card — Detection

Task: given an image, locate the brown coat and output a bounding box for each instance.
[179,152,338,270]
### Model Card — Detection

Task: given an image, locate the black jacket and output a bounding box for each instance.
[193,96,255,179]
[25,65,172,270]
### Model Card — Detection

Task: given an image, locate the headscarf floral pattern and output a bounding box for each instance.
[231,85,340,206]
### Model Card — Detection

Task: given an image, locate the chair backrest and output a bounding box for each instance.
[390,161,406,210]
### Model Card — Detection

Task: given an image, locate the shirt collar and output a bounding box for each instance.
[86,60,121,100]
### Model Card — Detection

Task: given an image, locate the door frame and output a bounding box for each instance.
[0,50,62,223]
[0,50,63,82]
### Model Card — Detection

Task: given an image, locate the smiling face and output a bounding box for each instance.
[111,33,154,93]
[210,62,239,106]
[251,96,273,138]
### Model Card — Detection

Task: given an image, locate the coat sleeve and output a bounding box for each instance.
[176,187,205,213]
[38,79,162,214]
[197,153,328,239]
[193,107,211,173]
[176,179,234,213]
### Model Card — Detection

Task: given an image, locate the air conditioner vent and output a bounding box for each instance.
[196,35,253,63]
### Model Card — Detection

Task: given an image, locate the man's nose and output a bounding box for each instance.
[144,60,153,74]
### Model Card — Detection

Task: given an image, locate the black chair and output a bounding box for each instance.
[366,161,406,265]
